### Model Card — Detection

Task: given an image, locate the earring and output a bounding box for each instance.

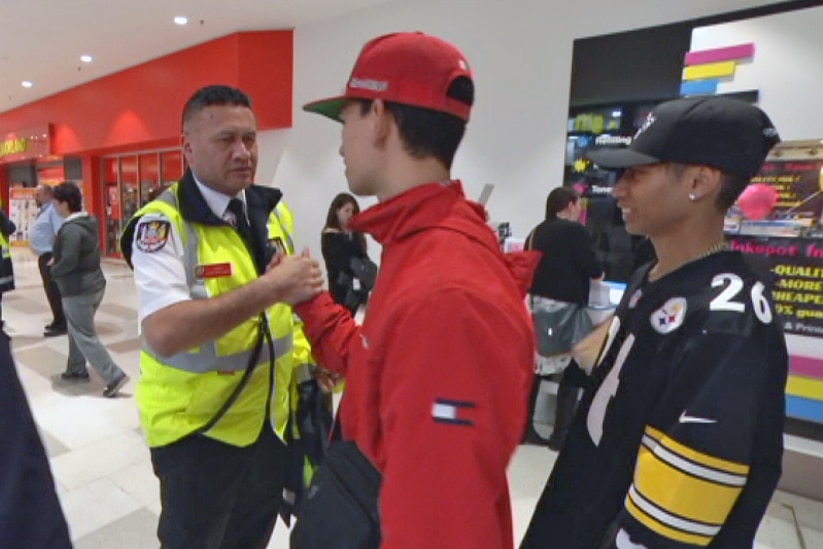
[688,193,697,202]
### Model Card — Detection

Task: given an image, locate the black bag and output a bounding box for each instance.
[290,441,382,549]
[280,376,335,525]
[349,256,378,291]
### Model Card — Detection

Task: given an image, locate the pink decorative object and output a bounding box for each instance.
[737,183,778,220]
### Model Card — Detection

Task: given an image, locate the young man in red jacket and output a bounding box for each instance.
[297,32,538,548]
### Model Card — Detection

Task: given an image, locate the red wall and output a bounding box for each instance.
[0,30,293,155]
[0,29,292,253]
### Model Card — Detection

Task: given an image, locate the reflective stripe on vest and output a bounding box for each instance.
[272,204,295,254]
[141,191,293,373]
[149,332,294,374]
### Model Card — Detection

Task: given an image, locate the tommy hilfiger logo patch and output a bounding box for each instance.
[432,399,476,427]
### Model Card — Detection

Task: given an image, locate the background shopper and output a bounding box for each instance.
[321,192,370,316]
[525,186,603,450]
[30,184,67,337]
[51,182,129,397]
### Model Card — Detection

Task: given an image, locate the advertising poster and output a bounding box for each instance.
[724,145,823,337]
[727,236,823,336]
[7,187,37,246]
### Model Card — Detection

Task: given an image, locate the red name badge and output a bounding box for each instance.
[195,262,233,279]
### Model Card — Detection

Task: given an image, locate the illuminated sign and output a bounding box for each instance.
[0,137,28,157]
[0,124,52,163]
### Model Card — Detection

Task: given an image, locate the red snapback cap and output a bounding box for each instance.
[303,32,473,122]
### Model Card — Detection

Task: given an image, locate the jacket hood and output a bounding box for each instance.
[349,180,540,297]
[64,213,98,233]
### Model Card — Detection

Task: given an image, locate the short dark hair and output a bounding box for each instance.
[356,76,474,168]
[545,187,579,219]
[717,173,752,212]
[182,85,253,127]
[53,182,83,213]
[666,162,749,212]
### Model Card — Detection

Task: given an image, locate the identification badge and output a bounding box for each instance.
[268,237,286,257]
[195,262,233,279]
[352,278,361,291]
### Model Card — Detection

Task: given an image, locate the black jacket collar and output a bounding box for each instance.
[178,170,284,274]
[177,169,283,228]
[122,169,284,271]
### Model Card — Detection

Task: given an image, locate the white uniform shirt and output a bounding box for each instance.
[131,176,247,324]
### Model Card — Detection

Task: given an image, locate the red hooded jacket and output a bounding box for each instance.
[296,181,538,549]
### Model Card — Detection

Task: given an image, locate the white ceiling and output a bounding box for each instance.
[0,0,395,114]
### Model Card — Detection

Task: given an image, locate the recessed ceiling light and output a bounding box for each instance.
[21,81,33,88]
[174,16,188,25]
[80,55,93,63]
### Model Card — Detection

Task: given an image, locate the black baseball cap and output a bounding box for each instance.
[587,96,780,179]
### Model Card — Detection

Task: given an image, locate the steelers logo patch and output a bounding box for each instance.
[650,297,687,334]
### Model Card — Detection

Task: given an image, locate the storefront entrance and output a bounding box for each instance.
[102,149,182,257]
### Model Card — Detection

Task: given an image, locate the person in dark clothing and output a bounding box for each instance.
[525,186,603,450]
[320,192,370,316]
[0,209,16,329]
[51,182,129,397]
[521,96,786,549]
[0,329,73,548]
[31,185,67,337]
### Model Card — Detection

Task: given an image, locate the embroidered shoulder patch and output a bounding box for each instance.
[135,220,171,253]
[432,398,476,427]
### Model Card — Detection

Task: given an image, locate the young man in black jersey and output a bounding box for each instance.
[521,96,788,549]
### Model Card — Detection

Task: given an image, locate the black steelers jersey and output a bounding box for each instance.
[520,251,788,549]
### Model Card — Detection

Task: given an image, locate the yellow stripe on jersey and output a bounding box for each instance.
[634,441,743,526]
[626,486,714,547]
[645,426,750,476]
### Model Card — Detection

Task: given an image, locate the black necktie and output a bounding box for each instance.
[227,198,253,246]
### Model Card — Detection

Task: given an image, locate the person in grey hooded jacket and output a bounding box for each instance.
[51,182,129,398]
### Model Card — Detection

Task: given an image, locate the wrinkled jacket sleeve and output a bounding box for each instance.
[291,316,317,376]
[377,291,531,549]
[294,292,361,377]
